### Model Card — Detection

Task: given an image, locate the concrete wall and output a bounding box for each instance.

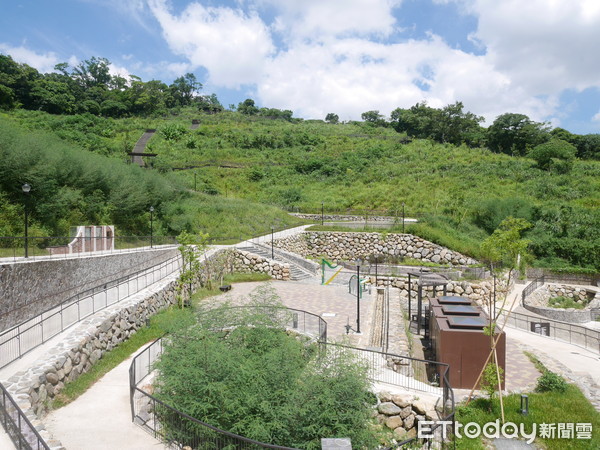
[0,248,178,332]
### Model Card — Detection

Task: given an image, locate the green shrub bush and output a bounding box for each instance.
[536,370,568,393]
[548,296,585,310]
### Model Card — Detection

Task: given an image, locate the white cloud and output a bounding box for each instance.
[148,0,274,88]
[593,111,600,123]
[458,0,600,94]
[145,0,598,127]
[259,0,402,41]
[0,44,61,73]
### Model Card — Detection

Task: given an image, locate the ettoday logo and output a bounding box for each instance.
[418,420,593,443]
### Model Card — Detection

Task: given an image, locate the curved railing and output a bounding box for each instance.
[0,253,182,369]
[130,307,455,448]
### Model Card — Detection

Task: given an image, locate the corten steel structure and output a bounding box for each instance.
[429,296,506,389]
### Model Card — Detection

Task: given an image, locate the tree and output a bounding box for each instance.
[575,134,600,160]
[486,113,550,156]
[325,113,339,124]
[71,57,112,89]
[361,110,386,126]
[390,101,484,146]
[169,73,201,107]
[237,98,258,115]
[197,93,223,114]
[528,138,577,172]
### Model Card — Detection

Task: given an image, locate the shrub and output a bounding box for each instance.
[548,296,585,310]
[536,370,568,393]
[152,292,378,449]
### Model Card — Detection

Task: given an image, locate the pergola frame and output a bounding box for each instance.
[406,270,450,335]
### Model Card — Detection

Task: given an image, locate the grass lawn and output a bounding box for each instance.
[455,385,600,449]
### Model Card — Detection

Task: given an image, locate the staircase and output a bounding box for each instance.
[236,244,315,281]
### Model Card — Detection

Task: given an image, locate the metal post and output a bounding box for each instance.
[149,206,154,248]
[356,261,361,333]
[24,202,29,258]
[402,202,405,234]
[375,256,378,286]
[271,226,274,259]
[321,202,324,226]
[408,273,412,321]
[22,183,31,258]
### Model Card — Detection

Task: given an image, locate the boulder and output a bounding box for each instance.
[378,402,402,416]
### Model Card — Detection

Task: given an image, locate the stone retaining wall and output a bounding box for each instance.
[524,284,600,323]
[275,232,478,266]
[233,250,290,280]
[375,391,439,443]
[368,276,510,306]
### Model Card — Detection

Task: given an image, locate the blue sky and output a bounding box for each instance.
[1,0,599,134]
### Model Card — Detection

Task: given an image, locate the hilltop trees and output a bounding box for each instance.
[528,139,577,172]
[0,53,219,118]
[325,113,339,124]
[486,113,550,156]
[390,102,484,146]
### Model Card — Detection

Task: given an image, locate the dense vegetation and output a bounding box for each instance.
[0,116,301,242]
[1,52,600,271]
[153,295,379,449]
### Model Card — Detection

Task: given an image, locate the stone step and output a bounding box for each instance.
[237,245,314,281]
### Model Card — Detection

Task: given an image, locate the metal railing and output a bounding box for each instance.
[130,307,454,449]
[319,344,454,448]
[0,254,183,369]
[0,235,178,262]
[521,275,545,302]
[500,309,600,355]
[0,382,50,450]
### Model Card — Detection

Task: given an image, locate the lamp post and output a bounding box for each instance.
[356,259,361,333]
[149,206,154,248]
[402,202,406,234]
[321,202,324,226]
[271,225,275,259]
[22,183,31,258]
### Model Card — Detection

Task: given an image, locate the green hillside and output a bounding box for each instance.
[1,107,599,271]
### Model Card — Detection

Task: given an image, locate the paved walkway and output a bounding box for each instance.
[44,349,166,450]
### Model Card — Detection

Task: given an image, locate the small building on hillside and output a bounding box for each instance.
[47,225,114,255]
[429,296,506,390]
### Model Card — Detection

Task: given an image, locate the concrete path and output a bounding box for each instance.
[44,348,167,450]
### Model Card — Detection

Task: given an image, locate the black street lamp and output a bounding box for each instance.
[321,202,324,226]
[22,183,31,258]
[149,206,154,248]
[402,202,406,234]
[271,225,275,259]
[356,259,361,333]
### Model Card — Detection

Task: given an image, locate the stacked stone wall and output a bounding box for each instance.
[232,250,290,280]
[524,283,599,323]
[374,392,440,443]
[275,232,478,266]
[368,276,510,306]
